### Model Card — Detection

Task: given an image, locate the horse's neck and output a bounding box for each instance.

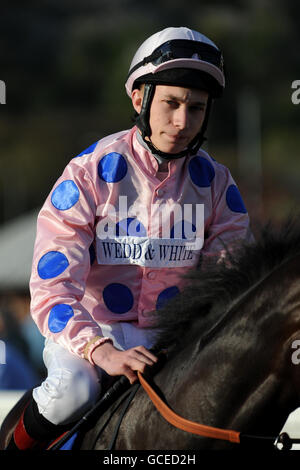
[161,330,294,448]
[160,283,300,444]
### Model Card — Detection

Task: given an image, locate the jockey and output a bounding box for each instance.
[7,26,252,450]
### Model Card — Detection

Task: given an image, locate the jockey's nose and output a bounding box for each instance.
[173,105,189,130]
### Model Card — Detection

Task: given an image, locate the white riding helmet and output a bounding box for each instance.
[125,26,225,98]
[125,27,225,159]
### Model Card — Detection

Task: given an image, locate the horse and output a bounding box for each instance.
[1,218,300,450]
[78,218,300,450]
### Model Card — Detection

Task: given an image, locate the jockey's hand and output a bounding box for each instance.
[91,342,158,384]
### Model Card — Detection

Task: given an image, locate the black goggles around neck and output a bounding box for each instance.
[128,39,224,78]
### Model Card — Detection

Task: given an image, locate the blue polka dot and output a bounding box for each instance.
[48,304,74,333]
[51,180,80,211]
[226,185,247,213]
[170,221,196,239]
[103,283,134,314]
[116,218,147,237]
[188,156,215,187]
[75,141,98,158]
[98,153,127,183]
[37,251,69,279]
[156,286,180,310]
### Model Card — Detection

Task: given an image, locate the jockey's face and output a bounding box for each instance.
[132,84,208,154]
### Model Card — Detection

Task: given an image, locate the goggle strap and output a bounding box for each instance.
[128,39,223,80]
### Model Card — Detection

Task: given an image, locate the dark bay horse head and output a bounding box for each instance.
[81,217,300,450]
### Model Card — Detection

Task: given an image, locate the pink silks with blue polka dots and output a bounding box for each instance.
[29,126,252,362]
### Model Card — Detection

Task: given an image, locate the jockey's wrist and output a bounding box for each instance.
[90,341,117,367]
[84,336,113,365]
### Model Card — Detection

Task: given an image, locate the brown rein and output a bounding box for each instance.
[49,372,299,450]
[137,371,241,444]
[137,371,300,450]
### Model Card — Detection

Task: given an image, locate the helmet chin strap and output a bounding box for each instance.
[136,83,212,160]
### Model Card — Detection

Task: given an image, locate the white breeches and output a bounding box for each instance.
[32,323,156,425]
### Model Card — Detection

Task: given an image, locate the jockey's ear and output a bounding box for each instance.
[131,85,145,114]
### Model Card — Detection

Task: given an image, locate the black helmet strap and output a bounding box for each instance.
[135,83,155,140]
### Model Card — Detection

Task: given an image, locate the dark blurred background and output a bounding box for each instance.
[0,0,299,388]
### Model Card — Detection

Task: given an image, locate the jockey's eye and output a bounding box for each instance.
[189,104,205,113]
[165,100,179,109]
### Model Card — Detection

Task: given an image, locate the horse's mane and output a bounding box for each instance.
[152,216,300,353]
